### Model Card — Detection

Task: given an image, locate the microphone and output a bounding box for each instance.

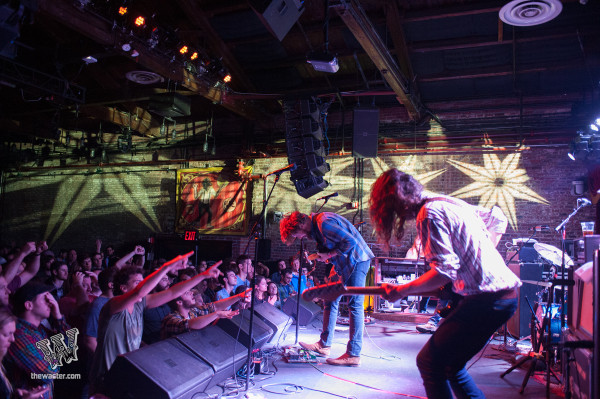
[577,197,591,207]
[316,192,338,201]
[266,163,296,176]
[529,225,550,231]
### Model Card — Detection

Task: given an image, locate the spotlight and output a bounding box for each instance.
[591,123,599,132]
[131,50,139,57]
[134,16,145,27]
[118,6,127,15]
[190,52,198,60]
[223,74,232,83]
[179,46,188,55]
[121,43,132,52]
[567,151,575,161]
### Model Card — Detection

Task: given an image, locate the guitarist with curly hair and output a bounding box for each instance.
[279,211,374,367]
[369,168,521,399]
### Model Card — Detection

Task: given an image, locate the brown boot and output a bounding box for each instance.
[299,341,330,356]
[325,353,361,367]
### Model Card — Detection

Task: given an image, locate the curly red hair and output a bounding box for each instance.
[369,169,424,249]
[279,211,310,245]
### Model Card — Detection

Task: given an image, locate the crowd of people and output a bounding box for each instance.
[0,239,319,399]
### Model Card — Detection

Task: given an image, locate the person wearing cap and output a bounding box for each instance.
[88,254,222,396]
[4,281,71,399]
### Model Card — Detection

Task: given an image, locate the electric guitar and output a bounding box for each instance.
[302,282,462,317]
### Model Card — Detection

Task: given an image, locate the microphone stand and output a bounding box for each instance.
[554,200,588,332]
[241,170,284,392]
[315,197,330,213]
[295,238,305,344]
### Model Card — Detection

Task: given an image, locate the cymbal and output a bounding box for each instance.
[521,279,552,287]
[533,243,574,267]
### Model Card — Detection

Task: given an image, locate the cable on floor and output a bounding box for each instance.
[260,382,357,399]
[307,362,427,398]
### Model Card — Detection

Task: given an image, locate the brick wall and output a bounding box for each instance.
[0,148,594,280]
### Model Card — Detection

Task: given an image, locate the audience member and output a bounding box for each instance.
[270,259,287,284]
[266,282,280,308]
[234,255,251,289]
[160,289,244,339]
[46,262,68,301]
[88,256,220,395]
[5,282,71,399]
[254,275,268,304]
[0,306,50,399]
[277,270,296,303]
[215,269,237,303]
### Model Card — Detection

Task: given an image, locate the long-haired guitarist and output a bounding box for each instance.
[369,168,521,399]
[279,211,374,367]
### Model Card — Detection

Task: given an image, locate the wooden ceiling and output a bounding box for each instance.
[0,0,599,164]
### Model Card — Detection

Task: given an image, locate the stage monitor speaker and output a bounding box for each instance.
[352,107,379,158]
[253,302,293,346]
[249,0,305,41]
[217,309,274,349]
[507,262,543,338]
[176,325,247,389]
[563,331,593,399]
[105,338,213,399]
[282,296,321,326]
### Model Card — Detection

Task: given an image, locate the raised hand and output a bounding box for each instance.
[201,260,223,279]
[35,241,48,254]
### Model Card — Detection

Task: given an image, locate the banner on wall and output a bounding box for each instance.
[175,166,252,235]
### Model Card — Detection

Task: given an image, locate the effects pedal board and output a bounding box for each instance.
[284,347,318,363]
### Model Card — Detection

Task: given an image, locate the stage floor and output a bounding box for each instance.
[202,311,565,399]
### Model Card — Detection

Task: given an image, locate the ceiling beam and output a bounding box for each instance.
[175,0,258,93]
[333,0,423,120]
[36,0,270,125]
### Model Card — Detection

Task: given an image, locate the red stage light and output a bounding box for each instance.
[118,6,127,15]
[223,74,232,83]
[190,52,198,60]
[179,46,188,55]
[134,16,145,27]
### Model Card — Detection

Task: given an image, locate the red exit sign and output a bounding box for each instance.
[184,231,196,241]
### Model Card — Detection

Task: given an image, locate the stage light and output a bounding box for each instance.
[118,6,127,15]
[131,50,139,57]
[567,152,575,161]
[179,46,188,55]
[134,16,145,27]
[223,74,232,83]
[121,43,132,52]
[591,123,599,132]
[190,52,198,60]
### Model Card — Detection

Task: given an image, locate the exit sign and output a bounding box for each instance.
[184,231,196,241]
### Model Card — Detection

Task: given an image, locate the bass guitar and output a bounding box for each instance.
[302,281,462,318]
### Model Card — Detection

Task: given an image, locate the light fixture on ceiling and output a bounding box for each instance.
[499,0,562,27]
[134,15,145,27]
[82,55,97,64]
[307,0,338,73]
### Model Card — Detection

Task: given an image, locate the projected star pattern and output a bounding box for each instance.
[37,146,545,242]
[44,172,162,245]
[447,152,549,231]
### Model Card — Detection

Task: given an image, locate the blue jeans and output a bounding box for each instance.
[416,292,517,399]
[320,260,370,357]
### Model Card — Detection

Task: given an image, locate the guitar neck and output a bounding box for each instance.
[345,286,443,299]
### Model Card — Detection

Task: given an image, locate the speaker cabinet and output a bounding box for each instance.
[249,0,305,41]
[507,262,543,338]
[253,302,293,346]
[353,107,379,158]
[176,326,247,389]
[257,239,271,261]
[217,309,274,349]
[282,296,321,326]
[106,338,213,399]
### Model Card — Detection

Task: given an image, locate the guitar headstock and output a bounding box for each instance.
[302,282,347,302]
